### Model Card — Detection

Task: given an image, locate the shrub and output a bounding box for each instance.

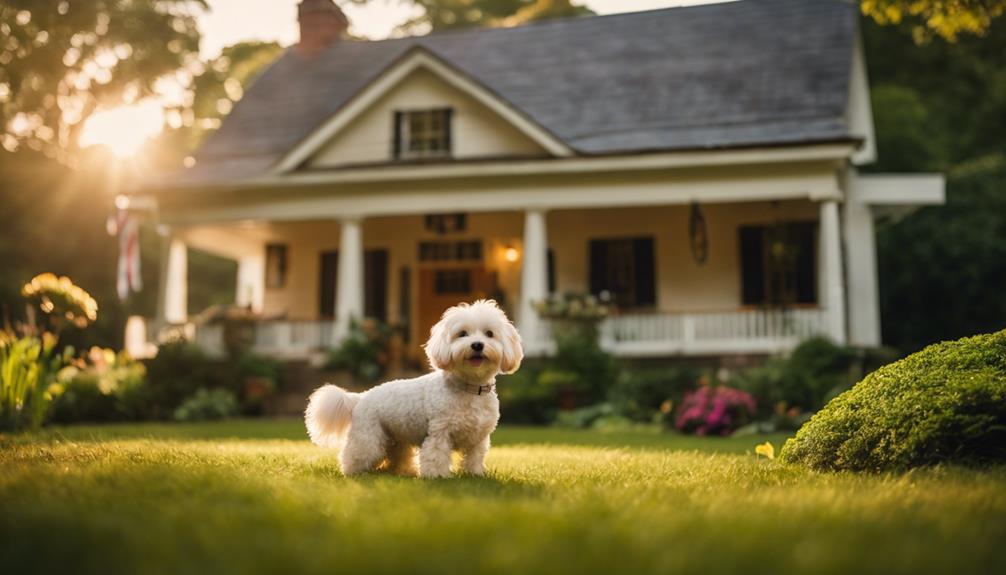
[554,402,617,429]
[173,388,238,422]
[733,336,856,419]
[325,319,392,383]
[143,340,215,419]
[674,385,757,436]
[497,362,556,424]
[223,352,282,415]
[609,367,700,423]
[549,322,619,405]
[781,329,1006,471]
[49,347,148,423]
[0,333,68,431]
[535,293,620,405]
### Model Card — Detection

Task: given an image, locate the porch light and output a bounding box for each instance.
[504,246,520,262]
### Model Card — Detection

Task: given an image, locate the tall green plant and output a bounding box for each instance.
[0,333,68,432]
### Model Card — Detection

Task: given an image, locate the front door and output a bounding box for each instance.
[416,266,494,357]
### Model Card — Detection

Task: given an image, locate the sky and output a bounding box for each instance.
[197,0,729,58]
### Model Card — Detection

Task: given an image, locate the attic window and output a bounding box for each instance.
[394,108,452,159]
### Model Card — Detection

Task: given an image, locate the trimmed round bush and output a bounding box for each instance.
[781,330,1006,471]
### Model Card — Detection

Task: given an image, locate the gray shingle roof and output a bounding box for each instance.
[179,0,857,186]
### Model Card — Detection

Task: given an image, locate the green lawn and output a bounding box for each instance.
[2,420,1004,575]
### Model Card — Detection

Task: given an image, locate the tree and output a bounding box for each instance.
[173,41,284,152]
[861,0,1006,41]
[0,0,205,163]
[348,0,592,34]
[863,16,1006,352]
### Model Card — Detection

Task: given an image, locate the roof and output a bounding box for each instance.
[176,0,858,186]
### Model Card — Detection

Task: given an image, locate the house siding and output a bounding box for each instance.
[308,68,549,168]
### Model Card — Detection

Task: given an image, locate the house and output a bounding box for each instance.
[131,0,944,362]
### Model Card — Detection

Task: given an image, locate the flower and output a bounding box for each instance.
[533,292,614,321]
[21,273,98,328]
[755,441,775,460]
[674,384,757,436]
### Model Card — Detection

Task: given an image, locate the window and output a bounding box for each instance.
[393,109,452,159]
[424,213,466,234]
[589,237,656,308]
[434,269,471,295]
[265,243,288,289]
[739,222,817,306]
[418,240,482,262]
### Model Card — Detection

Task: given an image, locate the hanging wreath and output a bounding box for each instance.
[689,202,709,265]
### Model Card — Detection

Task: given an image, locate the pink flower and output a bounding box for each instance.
[674,384,756,436]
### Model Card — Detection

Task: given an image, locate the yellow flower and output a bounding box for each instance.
[755,441,775,460]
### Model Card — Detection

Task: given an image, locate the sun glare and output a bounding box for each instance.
[79,101,164,157]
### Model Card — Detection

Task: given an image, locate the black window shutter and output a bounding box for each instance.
[392,111,403,159]
[633,238,656,307]
[739,227,765,305]
[589,240,607,296]
[443,108,453,155]
[319,251,338,318]
[364,249,389,322]
[794,223,817,304]
[547,249,556,294]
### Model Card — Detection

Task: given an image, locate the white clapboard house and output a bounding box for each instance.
[130,0,944,361]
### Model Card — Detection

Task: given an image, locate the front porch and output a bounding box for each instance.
[146,193,853,362]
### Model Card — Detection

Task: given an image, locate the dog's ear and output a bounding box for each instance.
[424,309,454,370]
[498,315,524,375]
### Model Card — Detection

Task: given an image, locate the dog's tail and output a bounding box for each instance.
[305,384,361,449]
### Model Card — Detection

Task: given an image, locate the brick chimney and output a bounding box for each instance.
[297,0,348,55]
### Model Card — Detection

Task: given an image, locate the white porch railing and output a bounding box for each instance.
[183,308,829,360]
[532,307,831,357]
[193,319,337,359]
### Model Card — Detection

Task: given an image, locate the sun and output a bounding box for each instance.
[79,101,165,157]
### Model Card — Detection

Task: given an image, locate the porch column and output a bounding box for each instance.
[519,208,549,347]
[843,173,881,347]
[334,217,364,342]
[819,200,847,344]
[157,234,188,324]
[236,254,265,313]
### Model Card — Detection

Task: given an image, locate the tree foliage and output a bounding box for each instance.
[864,17,1006,352]
[349,0,592,34]
[862,0,1006,41]
[0,0,205,162]
[174,41,284,152]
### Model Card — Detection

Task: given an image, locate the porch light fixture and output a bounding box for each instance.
[504,245,520,262]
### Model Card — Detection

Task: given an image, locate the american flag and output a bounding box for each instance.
[110,209,142,300]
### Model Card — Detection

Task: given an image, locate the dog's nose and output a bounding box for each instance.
[471,341,484,352]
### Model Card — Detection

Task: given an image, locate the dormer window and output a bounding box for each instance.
[393,108,452,160]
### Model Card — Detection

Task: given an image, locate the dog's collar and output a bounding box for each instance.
[447,376,496,396]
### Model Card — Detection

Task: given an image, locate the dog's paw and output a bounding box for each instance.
[419,467,453,479]
[461,463,486,476]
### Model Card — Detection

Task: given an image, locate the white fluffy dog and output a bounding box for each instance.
[305,299,523,478]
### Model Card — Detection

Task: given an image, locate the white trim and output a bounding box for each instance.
[272,48,573,173]
[854,174,946,206]
[844,170,881,347]
[849,29,877,166]
[147,143,856,194]
[157,167,842,225]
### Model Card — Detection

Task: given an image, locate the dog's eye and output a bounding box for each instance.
[485,330,494,338]
[457,330,468,338]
